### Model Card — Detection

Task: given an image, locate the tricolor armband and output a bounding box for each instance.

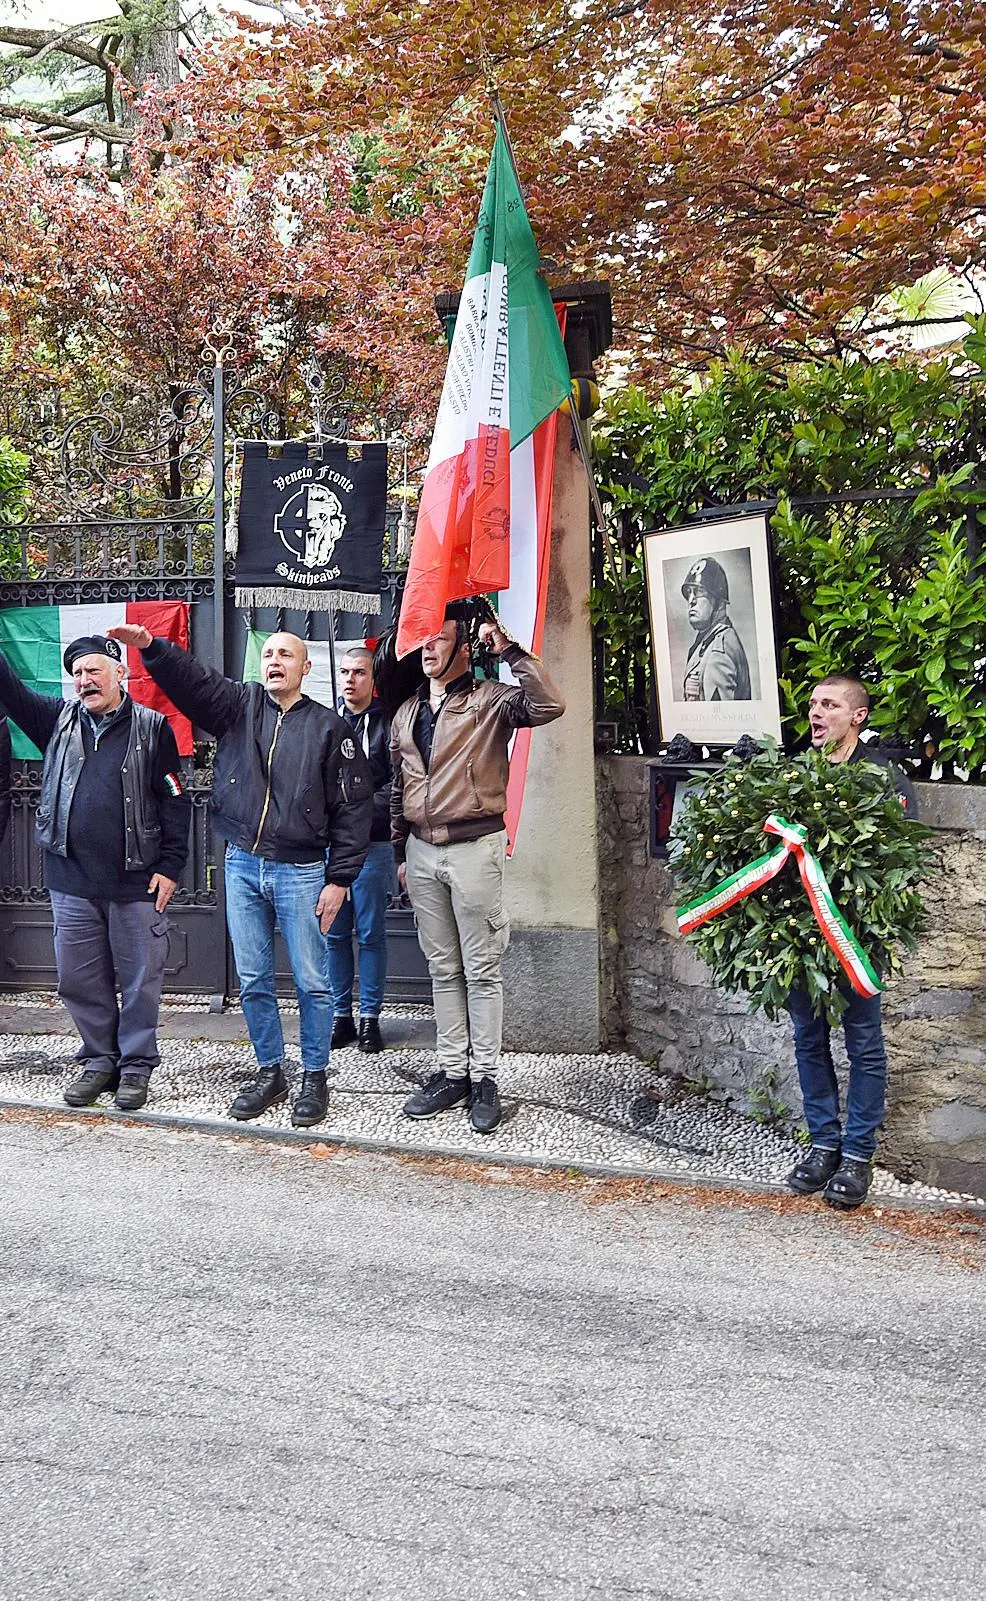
[164,772,183,796]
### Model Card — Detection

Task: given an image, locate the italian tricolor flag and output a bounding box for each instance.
[396,125,571,662]
[0,601,193,759]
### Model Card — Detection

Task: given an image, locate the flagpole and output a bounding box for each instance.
[487,90,618,586]
[489,91,524,193]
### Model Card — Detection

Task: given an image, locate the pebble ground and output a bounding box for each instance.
[0,995,982,1213]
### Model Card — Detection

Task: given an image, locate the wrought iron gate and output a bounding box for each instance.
[0,353,429,1002]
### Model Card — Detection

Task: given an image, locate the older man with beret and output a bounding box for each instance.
[0,633,190,1110]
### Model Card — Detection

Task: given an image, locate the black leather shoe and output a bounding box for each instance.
[331,1013,358,1049]
[115,1072,150,1112]
[63,1066,120,1107]
[823,1156,873,1211]
[403,1071,470,1119]
[358,1017,383,1054]
[469,1076,502,1135]
[291,1071,329,1128]
[228,1066,288,1121]
[787,1145,841,1194]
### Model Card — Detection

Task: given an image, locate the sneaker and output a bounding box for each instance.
[115,1072,150,1112]
[291,1071,329,1129]
[331,1014,358,1049]
[787,1145,841,1195]
[358,1017,383,1054]
[823,1156,873,1211]
[63,1066,120,1107]
[469,1076,502,1135]
[228,1066,289,1121]
[402,1071,470,1120]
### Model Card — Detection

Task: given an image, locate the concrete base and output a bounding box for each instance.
[503,927,600,1053]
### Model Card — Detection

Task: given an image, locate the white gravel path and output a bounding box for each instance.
[0,1003,982,1212]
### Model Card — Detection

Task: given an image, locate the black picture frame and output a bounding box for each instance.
[643,512,783,749]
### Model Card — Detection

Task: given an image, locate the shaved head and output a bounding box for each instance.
[814,674,870,713]
[260,632,311,708]
[265,631,309,662]
[339,645,374,712]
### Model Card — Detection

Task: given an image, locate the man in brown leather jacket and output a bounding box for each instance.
[391,608,564,1133]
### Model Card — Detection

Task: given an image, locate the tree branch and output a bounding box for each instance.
[0,24,110,73]
[861,314,973,336]
[0,99,132,143]
[694,44,826,118]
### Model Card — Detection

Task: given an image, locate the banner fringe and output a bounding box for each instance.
[234,587,381,615]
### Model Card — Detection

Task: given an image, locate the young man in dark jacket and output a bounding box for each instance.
[786,674,918,1211]
[327,645,393,1054]
[108,625,373,1130]
[0,635,190,1111]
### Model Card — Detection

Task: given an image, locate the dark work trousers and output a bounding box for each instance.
[49,891,171,1079]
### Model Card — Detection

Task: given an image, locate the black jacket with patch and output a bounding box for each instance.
[141,639,373,886]
[339,699,392,843]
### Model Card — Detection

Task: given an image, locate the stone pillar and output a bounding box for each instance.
[502,425,601,1051]
[431,280,612,1053]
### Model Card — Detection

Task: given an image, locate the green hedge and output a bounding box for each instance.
[0,436,28,572]
[593,322,986,775]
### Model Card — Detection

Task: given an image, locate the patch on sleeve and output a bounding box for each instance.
[340,737,356,760]
[164,771,183,797]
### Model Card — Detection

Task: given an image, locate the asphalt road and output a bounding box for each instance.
[1,1111,983,1601]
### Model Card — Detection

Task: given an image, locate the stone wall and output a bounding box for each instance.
[597,756,986,1199]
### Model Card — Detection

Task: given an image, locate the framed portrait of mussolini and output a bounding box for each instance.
[643,513,783,747]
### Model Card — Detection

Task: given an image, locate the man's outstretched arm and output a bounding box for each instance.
[0,649,63,752]
[107,624,246,737]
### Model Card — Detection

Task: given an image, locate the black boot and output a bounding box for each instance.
[228,1066,288,1122]
[63,1065,120,1107]
[291,1071,329,1128]
[115,1072,150,1112]
[358,1017,383,1054]
[823,1156,873,1211]
[787,1145,841,1194]
[331,1013,358,1049]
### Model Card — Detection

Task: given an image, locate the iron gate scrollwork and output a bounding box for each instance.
[0,357,429,1003]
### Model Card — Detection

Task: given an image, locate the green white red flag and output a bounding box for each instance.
[396,125,571,659]
[0,601,192,759]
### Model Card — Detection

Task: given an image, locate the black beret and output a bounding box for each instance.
[63,635,124,674]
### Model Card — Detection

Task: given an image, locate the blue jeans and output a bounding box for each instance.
[786,988,888,1161]
[326,840,392,1017]
[224,846,333,1072]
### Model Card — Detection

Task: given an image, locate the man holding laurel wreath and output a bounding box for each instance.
[786,674,918,1211]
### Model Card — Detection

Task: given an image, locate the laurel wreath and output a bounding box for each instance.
[669,742,933,1023]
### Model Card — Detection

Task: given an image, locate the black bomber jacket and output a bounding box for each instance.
[140,638,373,886]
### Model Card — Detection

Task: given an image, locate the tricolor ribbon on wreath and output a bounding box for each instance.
[676,813,883,998]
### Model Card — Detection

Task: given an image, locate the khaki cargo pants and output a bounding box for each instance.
[405,831,509,1082]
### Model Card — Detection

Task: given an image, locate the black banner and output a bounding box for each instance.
[233,441,387,613]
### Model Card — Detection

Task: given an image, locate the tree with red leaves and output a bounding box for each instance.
[1,3,984,440]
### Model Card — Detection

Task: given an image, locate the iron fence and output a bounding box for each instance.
[0,355,427,1001]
